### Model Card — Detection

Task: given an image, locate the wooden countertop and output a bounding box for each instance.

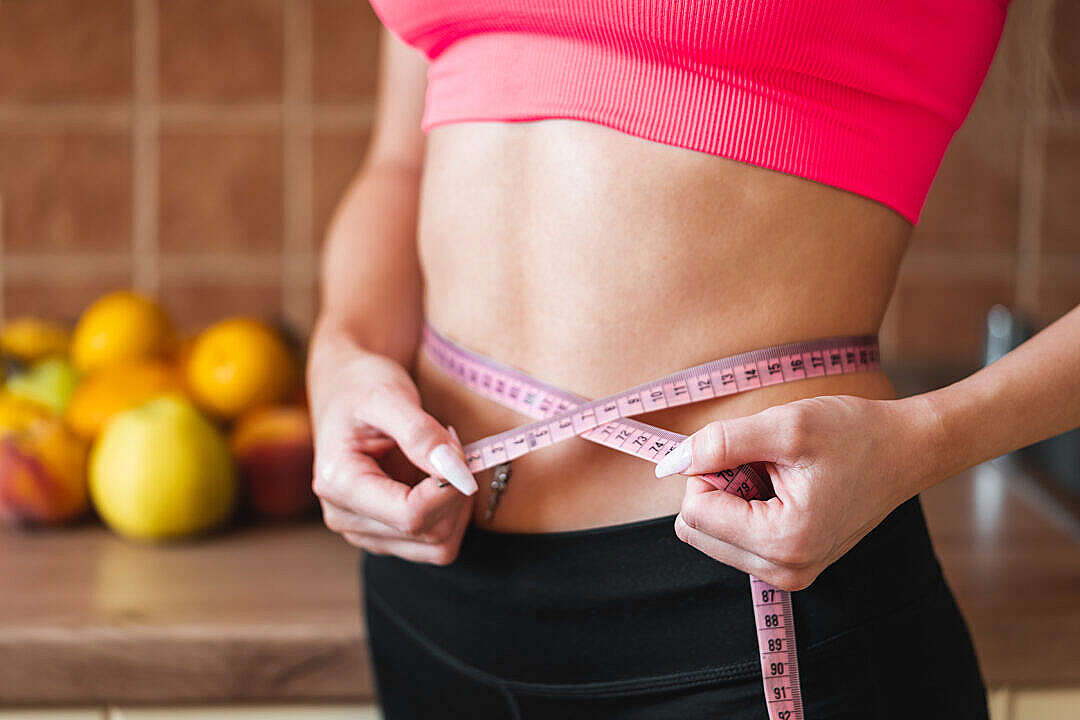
[0,522,369,705]
[1,464,1078,705]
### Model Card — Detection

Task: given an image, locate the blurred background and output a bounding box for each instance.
[0,1,1077,365]
[0,2,1077,720]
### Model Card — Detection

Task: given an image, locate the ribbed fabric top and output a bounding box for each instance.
[370,0,1009,223]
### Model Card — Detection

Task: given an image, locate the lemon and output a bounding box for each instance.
[0,318,71,363]
[65,359,185,439]
[186,318,297,419]
[71,291,174,374]
[89,396,236,541]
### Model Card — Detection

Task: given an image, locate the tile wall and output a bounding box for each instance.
[1,0,1077,369]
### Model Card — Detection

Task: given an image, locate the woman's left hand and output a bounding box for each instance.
[660,394,945,591]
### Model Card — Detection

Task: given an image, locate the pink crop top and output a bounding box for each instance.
[369,0,1009,224]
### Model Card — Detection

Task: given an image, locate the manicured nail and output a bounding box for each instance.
[655,440,692,478]
[447,425,462,448]
[429,443,478,495]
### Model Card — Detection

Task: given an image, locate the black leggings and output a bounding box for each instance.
[362,496,988,719]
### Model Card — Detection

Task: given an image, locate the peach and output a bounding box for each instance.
[0,400,89,527]
[230,405,315,519]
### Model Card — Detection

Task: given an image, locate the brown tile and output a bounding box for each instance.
[0,0,132,101]
[160,129,283,252]
[892,272,1015,366]
[1034,260,1080,326]
[160,0,284,102]
[1052,0,1080,106]
[0,130,132,251]
[912,32,1022,252]
[312,0,381,102]
[312,128,370,245]
[159,277,283,331]
[1042,125,1080,254]
[3,265,133,324]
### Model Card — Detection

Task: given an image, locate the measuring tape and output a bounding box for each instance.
[422,321,881,720]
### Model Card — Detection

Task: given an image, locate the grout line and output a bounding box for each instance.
[282,0,316,334]
[0,103,131,129]
[312,102,376,129]
[1014,3,1054,316]
[0,102,371,128]
[1,250,308,281]
[160,103,283,128]
[132,0,161,295]
[2,252,134,279]
[159,251,303,280]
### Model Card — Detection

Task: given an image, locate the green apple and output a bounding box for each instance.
[90,395,237,541]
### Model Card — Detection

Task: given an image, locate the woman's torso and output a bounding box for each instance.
[414,119,911,532]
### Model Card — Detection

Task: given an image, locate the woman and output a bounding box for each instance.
[309,2,1079,718]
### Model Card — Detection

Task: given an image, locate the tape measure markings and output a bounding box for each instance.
[422,324,777,498]
[422,321,881,720]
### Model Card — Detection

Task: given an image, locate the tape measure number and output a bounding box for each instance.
[422,321,880,720]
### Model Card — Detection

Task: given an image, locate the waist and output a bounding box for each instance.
[416,126,908,530]
[414,317,896,532]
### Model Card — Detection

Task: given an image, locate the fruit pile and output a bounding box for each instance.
[0,291,316,541]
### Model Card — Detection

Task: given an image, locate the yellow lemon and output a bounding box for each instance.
[185,318,297,419]
[65,360,185,439]
[0,318,71,363]
[89,395,236,541]
[71,291,174,374]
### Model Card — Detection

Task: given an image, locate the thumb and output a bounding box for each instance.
[655,409,786,478]
[358,387,478,495]
[679,475,775,552]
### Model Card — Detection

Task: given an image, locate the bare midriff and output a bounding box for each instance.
[414,120,912,532]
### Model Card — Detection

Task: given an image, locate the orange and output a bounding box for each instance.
[0,318,71,363]
[65,360,185,439]
[70,291,174,374]
[185,318,297,419]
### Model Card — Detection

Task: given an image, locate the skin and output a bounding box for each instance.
[309,31,1080,589]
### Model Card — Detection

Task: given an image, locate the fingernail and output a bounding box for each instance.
[655,440,692,478]
[447,425,462,448]
[429,443,478,495]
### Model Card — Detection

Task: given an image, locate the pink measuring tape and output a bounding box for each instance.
[421,321,881,720]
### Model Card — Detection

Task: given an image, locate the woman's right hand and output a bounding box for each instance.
[312,351,477,565]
